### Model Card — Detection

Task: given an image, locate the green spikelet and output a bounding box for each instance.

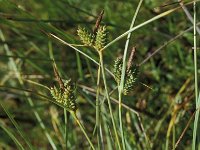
[94,25,107,50]
[50,79,77,111]
[64,79,75,92]
[77,27,94,46]
[113,58,139,95]
[113,57,123,84]
[123,65,139,95]
[50,86,63,103]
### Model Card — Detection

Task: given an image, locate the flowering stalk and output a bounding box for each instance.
[77,25,121,149]
[50,65,95,150]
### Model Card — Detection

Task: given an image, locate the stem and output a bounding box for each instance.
[102,105,112,150]
[192,1,199,149]
[139,22,200,66]
[136,114,151,149]
[118,91,125,149]
[50,33,114,77]
[76,51,84,80]
[0,103,33,150]
[71,112,95,150]
[118,1,144,149]
[173,125,175,150]
[193,0,198,112]
[99,51,121,150]
[0,121,25,150]
[177,0,200,35]
[165,138,169,150]
[96,64,102,150]
[101,1,196,51]
[64,109,68,149]
[192,103,200,150]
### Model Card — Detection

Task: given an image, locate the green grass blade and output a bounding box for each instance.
[71,112,95,150]
[102,0,197,51]
[140,22,200,65]
[118,1,144,149]
[193,93,200,150]
[99,52,121,149]
[0,103,33,150]
[0,121,25,150]
[95,64,102,150]
[76,52,84,80]
[192,1,199,149]
[0,29,57,150]
[102,105,113,150]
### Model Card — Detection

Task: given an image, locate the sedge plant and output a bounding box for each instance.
[50,64,95,150]
[77,14,141,150]
[2,0,200,149]
[77,23,121,149]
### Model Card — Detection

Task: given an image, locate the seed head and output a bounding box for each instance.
[94,25,107,50]
[113,57,139,95]
[113,57,123,84]
[123,65,139,95]
[77,27,94,46]
[50,79,77,111]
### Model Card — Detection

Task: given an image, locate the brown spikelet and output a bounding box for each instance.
[93,10,104,34]
[127,47,136,71]
[53,64,65,91]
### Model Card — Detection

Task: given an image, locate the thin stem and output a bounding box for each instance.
[193,1,198,105]
[99,51,121,150]
[192,0,199,149]
[101,1,196,51]
[102,105,112,150]
[71,112,95,150]
[136,114,151,149]
[76,51,84,80]
[165,138,169,150]
[64,109,68,149]
[49,33,114,77]
[96,64,102,150]
[118,92,125,149]
[139,22,200,66]
[172,126,175,150]
[174,110,196,149]
[0,122,25,150]
[193,94,200,150]
[118,1,143,149]
[177,0,200,35]
[0,103,33,150]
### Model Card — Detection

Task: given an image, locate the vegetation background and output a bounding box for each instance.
[0,0,200,149]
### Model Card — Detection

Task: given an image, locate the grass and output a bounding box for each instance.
[118,1,144,149]
[192,1,200,149]
[0,0,200,149]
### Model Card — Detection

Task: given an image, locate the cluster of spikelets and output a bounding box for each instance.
[113,57,139,95]
[77,26,107,51]
[50,79,77,112]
